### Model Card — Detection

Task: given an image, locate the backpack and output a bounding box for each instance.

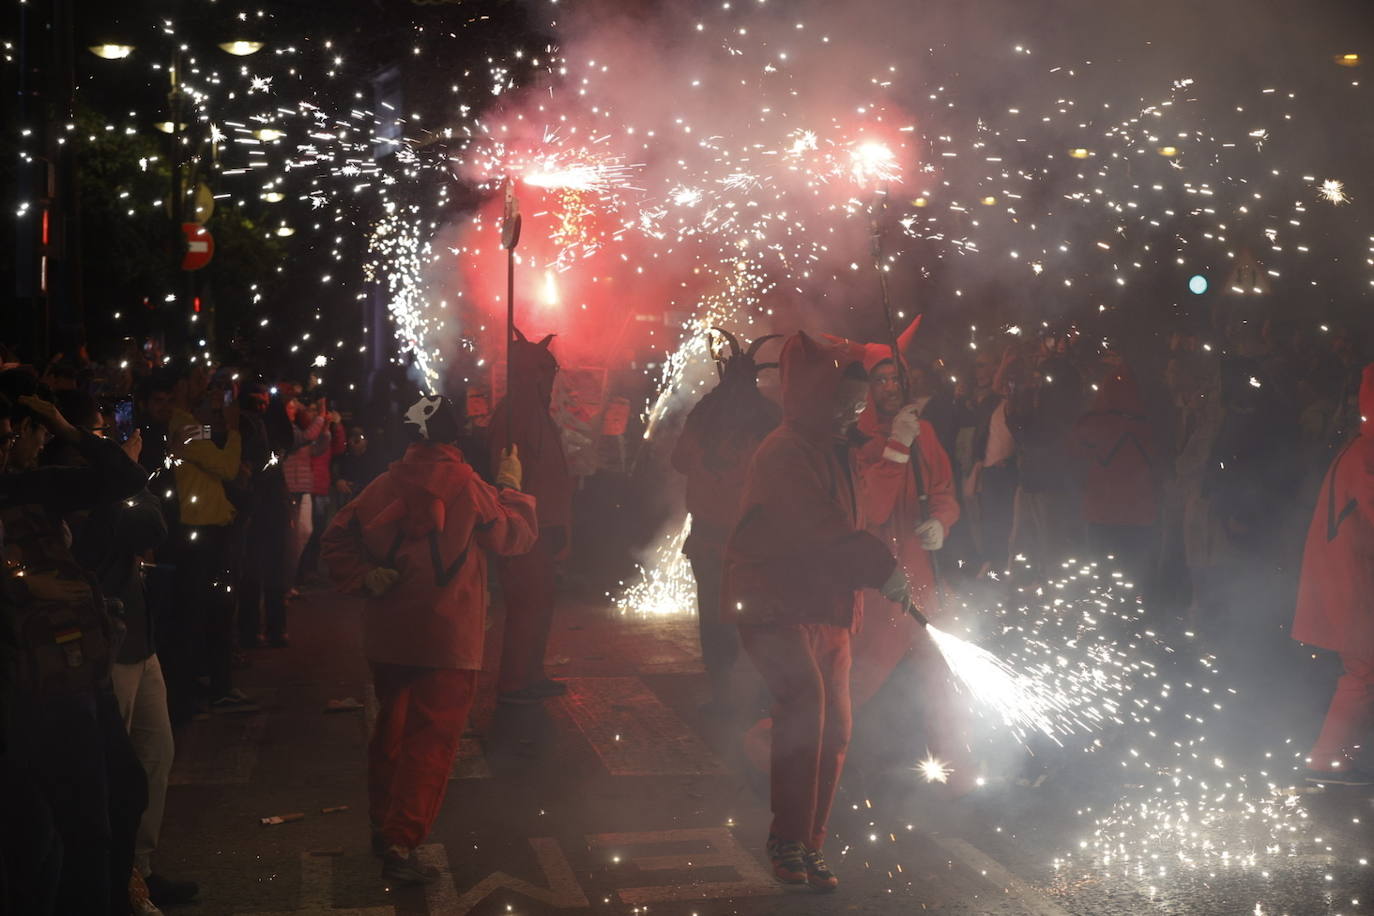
[1,503,119,697]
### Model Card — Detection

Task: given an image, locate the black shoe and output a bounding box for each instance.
[381,848,439,885]
[267,634,290,648]
[210,688,259,714]
[145,872,199,906]
[498,679,568,705]
[1304,764,1374,787]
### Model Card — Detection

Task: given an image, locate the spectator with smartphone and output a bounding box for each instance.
[161,362,255,720]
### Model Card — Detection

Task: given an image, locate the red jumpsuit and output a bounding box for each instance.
[488,335,574,694]
[724,332,896,850]
[1293,363,1374,769]
[851,352,963,763]
[322,442,537,849]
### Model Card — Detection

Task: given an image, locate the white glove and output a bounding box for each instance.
[879,565,910,605]
[889,404,921,447]
[915,518,944,551]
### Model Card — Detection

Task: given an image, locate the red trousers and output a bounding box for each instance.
[368,663,477,850]
[1309,649,1374,767]
[496,537,556,693]
[739,624,852,850]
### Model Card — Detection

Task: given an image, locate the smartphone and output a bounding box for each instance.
[112,398,136,444]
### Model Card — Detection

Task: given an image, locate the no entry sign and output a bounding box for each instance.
[181,223,214,271]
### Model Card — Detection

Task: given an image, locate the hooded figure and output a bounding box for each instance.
[671,330,781,710]
[1072,367,1158,594]
[1292,364,1374,786]
[723,331,900,892]
[487,330,574,704]
[322,395,536,884]
[849,339,966,783]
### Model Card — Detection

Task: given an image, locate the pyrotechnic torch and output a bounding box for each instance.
[501,179,522,406]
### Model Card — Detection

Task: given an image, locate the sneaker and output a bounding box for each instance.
[498,679,568,705]
[765,835,808,885]
[381,847,439,885]
[145,872,199,906]
[803,848,838,892]
[1304,764,1374,787]
[210,689,259,714]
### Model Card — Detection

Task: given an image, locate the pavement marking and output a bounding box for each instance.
[362,682,490,779]
[930,836,1070,916]
[558,676,727,776]
[236,852,394,916]
[169,709,268,786]
[587,827,782,905]
[445,837,590,913]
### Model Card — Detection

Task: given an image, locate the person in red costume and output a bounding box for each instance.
[1072,364,1158,597]
[672,330,781,713]
[850,336,968,783]
[724,331,905,892]
[322,395,537,885]
[488,329,575,704]
[1293,363,1374,787]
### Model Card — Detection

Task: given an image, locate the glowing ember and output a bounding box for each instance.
[917,753,951,784]
[1318,178,1350,205]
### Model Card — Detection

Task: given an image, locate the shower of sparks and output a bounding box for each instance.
[917,753,951,784]
[1318,178,1350,205]
[926,623,1104,745]
[611,516,697,618]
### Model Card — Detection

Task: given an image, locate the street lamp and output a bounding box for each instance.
[89,43,134,60]
[218,40,264,56]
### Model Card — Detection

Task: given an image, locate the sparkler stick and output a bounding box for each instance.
[501,178,523,435]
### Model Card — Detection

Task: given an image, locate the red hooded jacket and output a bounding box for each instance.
[1072,369,1158,526]
[1293,363,1374,653]
[322,442,538,669]
[723,332,896,629]
[854,344,960,612]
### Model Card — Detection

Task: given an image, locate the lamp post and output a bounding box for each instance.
[87,20,263,356]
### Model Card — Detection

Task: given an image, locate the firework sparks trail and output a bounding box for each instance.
[612,515,696,618]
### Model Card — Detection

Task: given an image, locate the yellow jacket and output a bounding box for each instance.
[170,407,242,527]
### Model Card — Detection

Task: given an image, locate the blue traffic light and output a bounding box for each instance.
[1188,274,1209,295]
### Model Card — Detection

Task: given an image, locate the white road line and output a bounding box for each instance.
[558,677,726,776]
[235,852,394,916]
[931,835,1071,916]
[447,837,590,913]
[587,827,781,905]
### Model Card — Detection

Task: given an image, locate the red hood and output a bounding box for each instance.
[1092,368,1144,414]
[371,442,476,538]
[780,331,866,439]
[859,314,923,374]
[1362,363,1374,436]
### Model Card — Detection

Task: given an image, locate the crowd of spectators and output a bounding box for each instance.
[0,343,388,914]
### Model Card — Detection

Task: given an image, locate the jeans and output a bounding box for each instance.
[112,655,174,877]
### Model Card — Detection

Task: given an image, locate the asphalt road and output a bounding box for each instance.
[154,586,1374,915]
